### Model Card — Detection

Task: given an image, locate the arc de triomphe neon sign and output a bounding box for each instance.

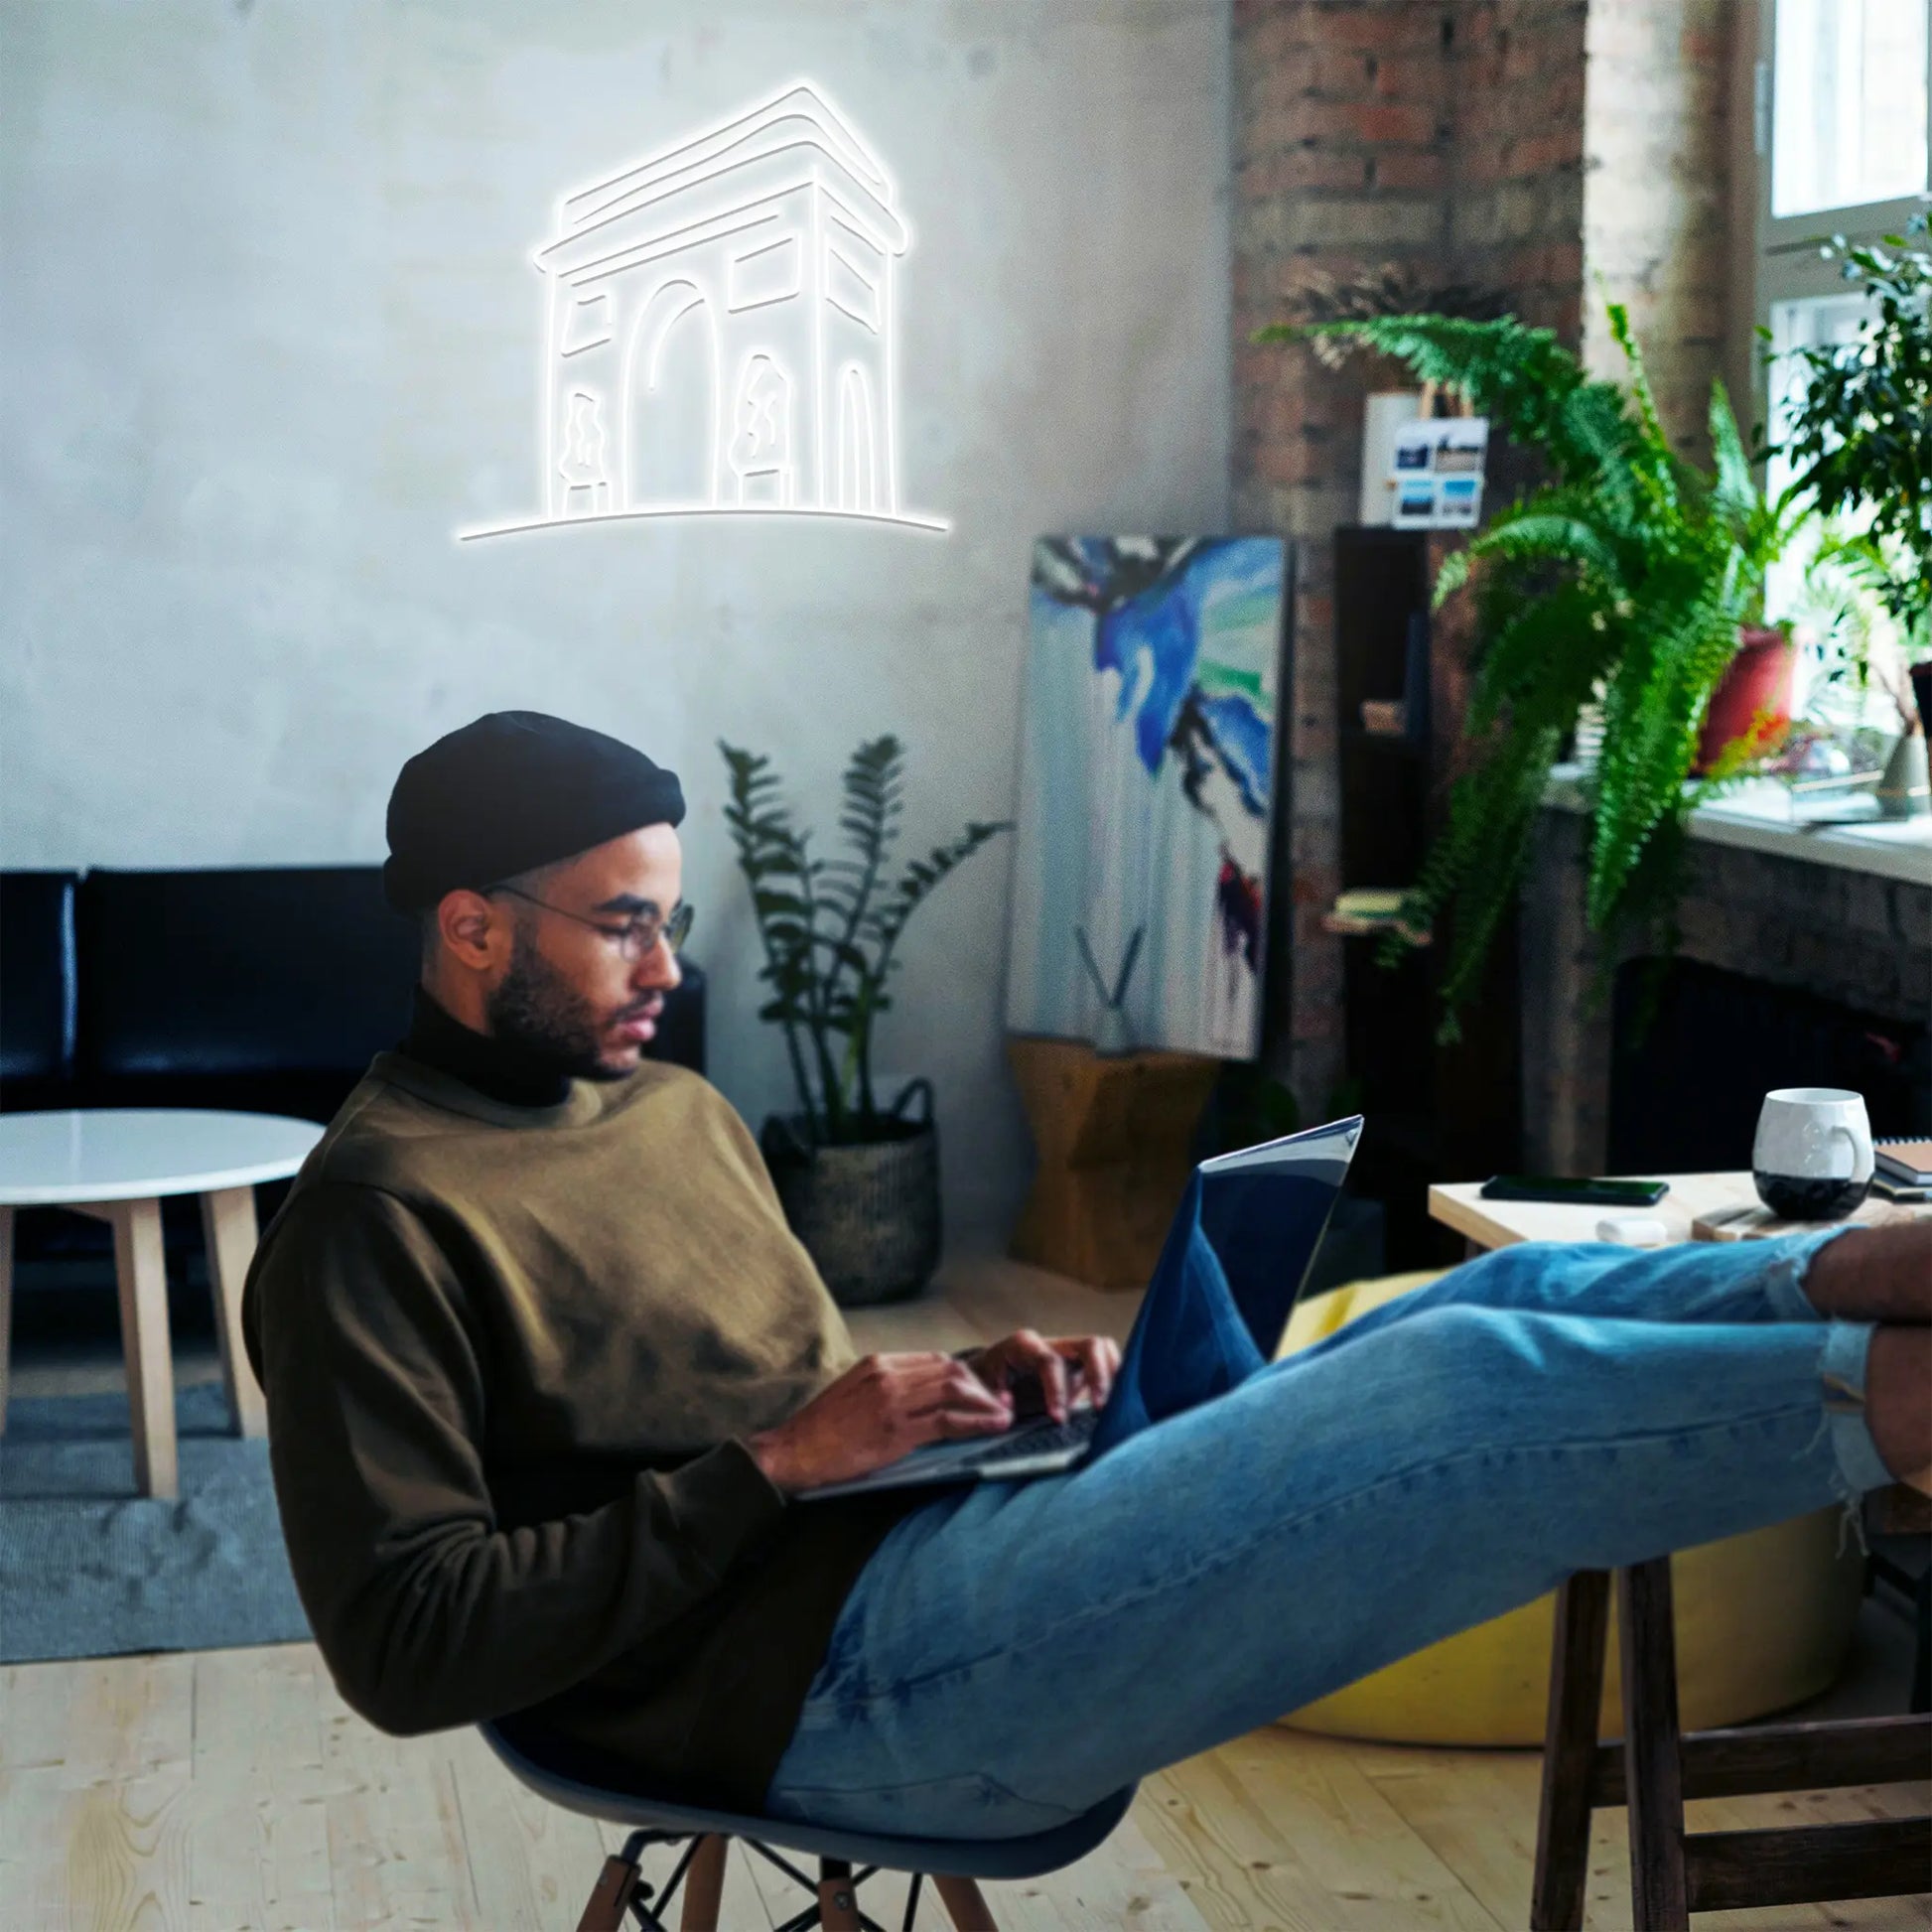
[459,79,948,540]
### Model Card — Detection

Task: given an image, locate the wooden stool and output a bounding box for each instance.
[1531,1539,1932,1928]
[1005,1037,1219,1288]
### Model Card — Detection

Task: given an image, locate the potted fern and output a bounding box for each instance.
[1254,301,1814,1033]
[720,736,1009,1304]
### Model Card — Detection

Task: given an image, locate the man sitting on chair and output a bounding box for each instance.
[243,710,1930,1840]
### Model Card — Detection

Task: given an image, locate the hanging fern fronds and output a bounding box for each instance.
[1262,302,1816,1036]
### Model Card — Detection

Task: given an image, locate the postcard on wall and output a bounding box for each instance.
[1390,417,1489,529]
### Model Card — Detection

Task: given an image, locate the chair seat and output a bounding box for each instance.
[479,1717,1135,1881]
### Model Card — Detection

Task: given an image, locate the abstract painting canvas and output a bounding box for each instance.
[1006,537,1289,1059]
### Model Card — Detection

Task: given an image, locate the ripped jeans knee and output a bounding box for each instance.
[1812,1320,1892,1555]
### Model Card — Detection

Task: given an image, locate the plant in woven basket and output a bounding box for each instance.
[720,736,1010,1147]
[1254,304,1813,1036]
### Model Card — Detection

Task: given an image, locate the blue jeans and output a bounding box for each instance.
[763,1232,1892,1839]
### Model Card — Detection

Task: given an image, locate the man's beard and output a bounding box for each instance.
[485,930,633,1081]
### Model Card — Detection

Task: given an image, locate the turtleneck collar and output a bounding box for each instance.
[399,985,574,1110]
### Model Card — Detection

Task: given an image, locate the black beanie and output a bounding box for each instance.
[382,711,685,913]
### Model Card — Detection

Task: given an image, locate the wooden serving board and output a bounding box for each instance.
[1691,1194,1929,1241]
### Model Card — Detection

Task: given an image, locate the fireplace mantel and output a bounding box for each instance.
[1521,774,1932,1176]
[1544,764,1932,888]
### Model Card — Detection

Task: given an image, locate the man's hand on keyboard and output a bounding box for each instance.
[746,1353,1016,1495]
[957,1330,1122,1425]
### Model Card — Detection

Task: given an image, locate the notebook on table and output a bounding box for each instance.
[798,1115,1364,1500]
[1875,1139,1932,1187]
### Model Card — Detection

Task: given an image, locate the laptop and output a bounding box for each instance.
[799,1114,1363,1500]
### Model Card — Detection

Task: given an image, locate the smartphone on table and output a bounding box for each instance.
[1479,1175,1669,1206]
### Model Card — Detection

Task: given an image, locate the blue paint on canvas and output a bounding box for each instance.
[1005,537,1287,1059]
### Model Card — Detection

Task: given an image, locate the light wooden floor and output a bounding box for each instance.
[2,1251,1926,1930]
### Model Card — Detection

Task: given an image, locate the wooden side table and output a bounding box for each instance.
[1428,1174,1932,1927]
[0,1108,324,1498]
[1005,1037,1219,1289]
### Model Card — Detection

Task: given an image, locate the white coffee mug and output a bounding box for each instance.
[1752,1088,1874,1221]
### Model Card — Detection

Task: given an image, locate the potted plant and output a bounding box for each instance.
[1695,619,1796,776]
[1691,442,1814,774]
[720,736,1009,1305]
[1771,217,1932,661]
[1782,526,1927,812]
[1254,301,1813,1034]
[1770,215,1932,811]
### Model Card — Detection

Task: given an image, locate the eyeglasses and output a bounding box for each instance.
[488,886,694,963]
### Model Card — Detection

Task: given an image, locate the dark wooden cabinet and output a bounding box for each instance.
[1332,526,1522,1267]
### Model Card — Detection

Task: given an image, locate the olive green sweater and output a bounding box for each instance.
[241,1044,921,1808]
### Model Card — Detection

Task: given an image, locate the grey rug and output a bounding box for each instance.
[0,1380,311,1663]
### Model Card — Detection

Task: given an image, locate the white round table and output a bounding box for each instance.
[0,1109,325,1498]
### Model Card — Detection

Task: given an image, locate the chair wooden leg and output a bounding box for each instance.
[679,1834,727,1931]
[1618,1558,1690,1931]
[1532,1569,1610,1931]
[200,1186,267,1438]
[931,1872,999,1930]
[577,1850,642,1932]
[818,1856,863,1931]
[109,1197,178,1499]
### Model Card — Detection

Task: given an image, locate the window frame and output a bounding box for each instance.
[1736,0,1932,433]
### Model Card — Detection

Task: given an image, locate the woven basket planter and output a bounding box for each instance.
[760,1082,941,1306]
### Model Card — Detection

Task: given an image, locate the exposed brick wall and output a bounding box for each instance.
[1452,0,1587,342]
[1235,0,1731,1115]
[1233,0,1460,1114]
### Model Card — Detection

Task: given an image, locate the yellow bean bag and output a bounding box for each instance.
[1271,1271,1865,1745]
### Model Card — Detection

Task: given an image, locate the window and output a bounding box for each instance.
[1772,0,1928,216]
[1749,0,1931,366]
[1764,292,1865,501]
[1744,0,1931,704]
[1760,292,1865,636]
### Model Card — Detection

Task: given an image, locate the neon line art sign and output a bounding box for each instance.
[459,80,948,541]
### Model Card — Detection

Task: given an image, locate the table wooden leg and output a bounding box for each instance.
[110,1197,179,1500]
[1618,1558,1689,1931]
[0,1204,13,1437]
[1532,1569,1610,1931]
[200,1186,266,1439]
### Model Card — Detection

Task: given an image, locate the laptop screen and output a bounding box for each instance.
[1085,1114,1364,1458]
[1197,1114,1364,1357]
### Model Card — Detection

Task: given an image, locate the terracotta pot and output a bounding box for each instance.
[1694,625,1795,775]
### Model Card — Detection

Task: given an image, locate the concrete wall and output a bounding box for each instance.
[0,0,1233,1245]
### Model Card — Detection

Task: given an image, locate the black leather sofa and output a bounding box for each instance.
[0,866,707,1284]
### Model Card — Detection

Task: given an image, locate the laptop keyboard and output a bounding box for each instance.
[969,1407,1099,1467]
